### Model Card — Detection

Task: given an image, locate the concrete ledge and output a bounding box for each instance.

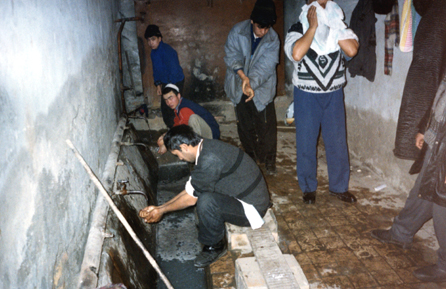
[235,255,309,289]
[227,208,308,289]
[225,208,278,254]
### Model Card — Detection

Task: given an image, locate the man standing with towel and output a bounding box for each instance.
[284,0,359,204]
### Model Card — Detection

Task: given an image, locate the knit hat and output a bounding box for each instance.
[144,24,162,39]
[250,0,277,27]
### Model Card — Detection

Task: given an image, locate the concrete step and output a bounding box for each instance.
[248,228,300,289]
[226,208,309,289]
[235,255,309,289]
[225,208,278,254]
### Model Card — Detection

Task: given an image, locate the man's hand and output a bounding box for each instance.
[237,70,255,102]
[139,190,197,224]
[157,134,167,155]
[415,133,424,150]
[307,6,318,29]
[139,206,163,223]
[156,85,162,96]
[242,77,255,102]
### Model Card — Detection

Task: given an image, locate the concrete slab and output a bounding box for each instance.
[248,228,300,289]
[283,254,309,289]
[235,255,309,289]
[235,257,267,289]
[226,208,277,254]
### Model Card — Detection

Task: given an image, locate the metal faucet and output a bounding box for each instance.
[116,180,148,201]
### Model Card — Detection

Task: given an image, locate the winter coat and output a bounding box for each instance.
[224,20,279,112]
[393,0,446,160]
[348,0,377,82]
[151,41,184,86]
[174,98,220,139]
[412,76,446,207]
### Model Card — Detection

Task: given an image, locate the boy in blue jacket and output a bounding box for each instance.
[145,24,185,128]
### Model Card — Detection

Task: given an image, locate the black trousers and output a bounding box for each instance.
[235,94,277,165]
[160,79,184,128]
[196,192,268,246]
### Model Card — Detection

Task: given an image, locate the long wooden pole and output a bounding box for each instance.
[66,139,174,289]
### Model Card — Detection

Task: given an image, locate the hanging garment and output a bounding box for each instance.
[399,0,421,52]
[384,2,400,75]
[373,0,396,14]
[394,0,446,160]
[348,0,377,82]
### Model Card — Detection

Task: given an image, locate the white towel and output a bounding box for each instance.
[299,1,357,55]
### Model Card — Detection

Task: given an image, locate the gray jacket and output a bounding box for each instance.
[224,20,279,112]
[191,139,270,214]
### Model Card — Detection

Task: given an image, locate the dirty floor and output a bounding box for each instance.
[208,121,446,289]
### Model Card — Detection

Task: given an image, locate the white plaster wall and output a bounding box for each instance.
[344,7,412,122]
[343,0,418,192]
[0,0,122,287]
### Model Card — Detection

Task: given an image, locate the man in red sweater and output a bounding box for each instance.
[157,84,220,154]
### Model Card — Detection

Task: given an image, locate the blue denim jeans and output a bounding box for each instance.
[196,193,268,246]
[293,87,350,193]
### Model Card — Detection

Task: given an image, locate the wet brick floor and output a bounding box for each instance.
[208,122,446,289]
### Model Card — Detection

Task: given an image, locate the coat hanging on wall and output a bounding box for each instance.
[394,0,446,160]
[373,0,396,14]
[348,0,377,82]
[399,0,421,52]
[384,2,399,75]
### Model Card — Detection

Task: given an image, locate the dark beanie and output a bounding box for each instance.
[144,25,162,39]
[250,0,277,27]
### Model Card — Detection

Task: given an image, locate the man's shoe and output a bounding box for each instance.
[329,191,357,203]
[303,191,316,204]
[413,264,446,282]
[194,240,227,268]
[370,229,412,249]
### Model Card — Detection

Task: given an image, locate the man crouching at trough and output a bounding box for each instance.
[139,125,271,267]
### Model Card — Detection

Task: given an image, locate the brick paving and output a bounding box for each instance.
[209,122,446,289]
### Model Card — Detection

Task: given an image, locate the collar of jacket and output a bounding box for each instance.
[237,20,275,44]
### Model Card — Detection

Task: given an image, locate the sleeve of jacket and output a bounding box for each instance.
[151,51,166,86]
[151,53,161,86]
[224,27,245,72]
[248,32,280,92]
[418,106,432,134]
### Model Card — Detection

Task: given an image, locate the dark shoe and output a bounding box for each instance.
[329,191,357,203]
[194,239,227,268]
[413,264,446,282]
[265,163,276,175]
[370,229,412,249]
[303,191,316,204]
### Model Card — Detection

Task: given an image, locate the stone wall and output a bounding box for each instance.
[0,0,122,287]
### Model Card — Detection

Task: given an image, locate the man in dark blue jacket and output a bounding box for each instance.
[145,25,185,128]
